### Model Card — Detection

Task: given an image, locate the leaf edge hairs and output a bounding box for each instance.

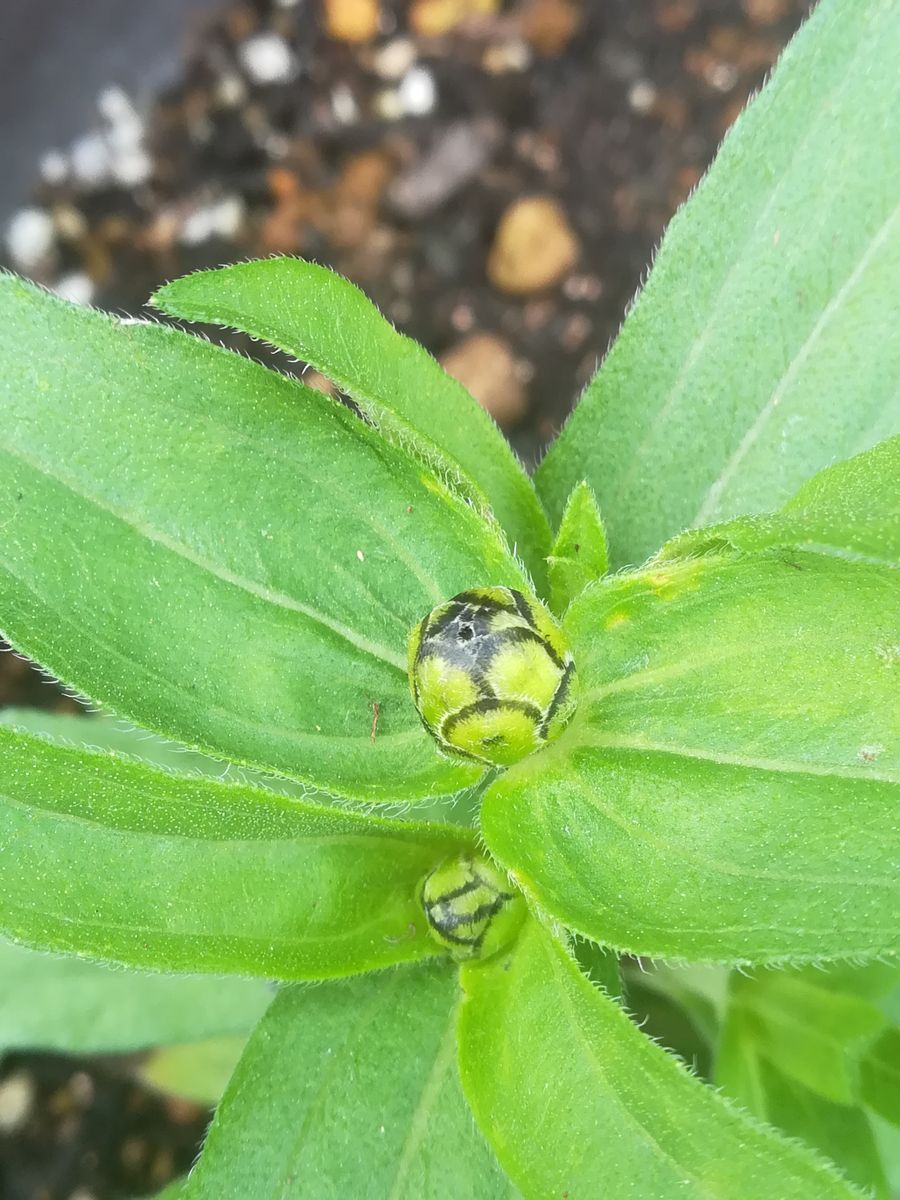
[408,586,578,767]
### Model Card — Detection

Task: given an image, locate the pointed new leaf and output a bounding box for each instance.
[661,436,900,566]
[536,0,900,568]
[481,554,900,962]
[0,939,270,1053]
[183,966,516,1199]
[0,274,537,801]
[0,727,470,978]
[152,258,551,592]
[458,920,862,1199]
[546,480,608,614]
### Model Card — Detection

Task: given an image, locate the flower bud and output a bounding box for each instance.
[408,586,578,766]
[421,854,524,961]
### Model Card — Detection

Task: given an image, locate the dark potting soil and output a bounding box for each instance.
[0,1054,207,1200]
[1,1,806,1195]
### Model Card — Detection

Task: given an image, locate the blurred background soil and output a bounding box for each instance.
[1,1,806,1195]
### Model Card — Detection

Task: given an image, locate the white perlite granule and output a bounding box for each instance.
[238,32,297,85]
[5,208,55,269]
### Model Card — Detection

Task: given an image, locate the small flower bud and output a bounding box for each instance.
[421,854,525,961]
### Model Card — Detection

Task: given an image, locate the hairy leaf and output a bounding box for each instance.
[0,707,271,786]
[458,920,862,1199]
[623,980,715,1078]
[717,1007,887,1198]
[0,939,269,1053]
[152,258,551,591]
[573,940,622,999]
[546,480,608,614]
[661,436,900,566]
[184,965,516,1199]
[481,554,900,962]
[0,706,482,828]
[536,0,900,568]
[0,274,535,801]
[0,726,469,977]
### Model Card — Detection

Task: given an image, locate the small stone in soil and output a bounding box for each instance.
[0,1070,36,1133]
[409,0,500,38]
[324,0,382,44]
[487,196,580,295]
[372,37,418,81]
[397,66,438,116]
[388,119,500,218]
[52,272,96,306]
[440,332,527,428]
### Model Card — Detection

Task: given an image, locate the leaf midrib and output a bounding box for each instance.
[0,887,421,951]
[608,10,876,507]
[692,203,900,525]
[274,981,396,1199]
[0,567,419,756]
[1,441,407,673]
[577,732,899,784]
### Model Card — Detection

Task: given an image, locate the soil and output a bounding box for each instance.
[0,1056,206,1200]
[1,0,807,1195]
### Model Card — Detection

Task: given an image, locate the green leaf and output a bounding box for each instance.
[728,971,885,1105]
[861,1029,900,1127]
[152,258,551,592]
[0,938,269,1053]
[0,725,469,977]
[141,1036,247,1106]
[458,919,862,1199]
[573,939,622,999]
[535,0,900,569]
[717,1007,888,1198]
[183,965,516,1199]
[661,436,900,566]
[622,962,728,1073]
[481,553,900,962]
[546,480,608,614]
[624,979,715,1079]
[0,707,274,787]
[0,706,482,828]
[0,275,537,803]
[625,963,729,1044]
